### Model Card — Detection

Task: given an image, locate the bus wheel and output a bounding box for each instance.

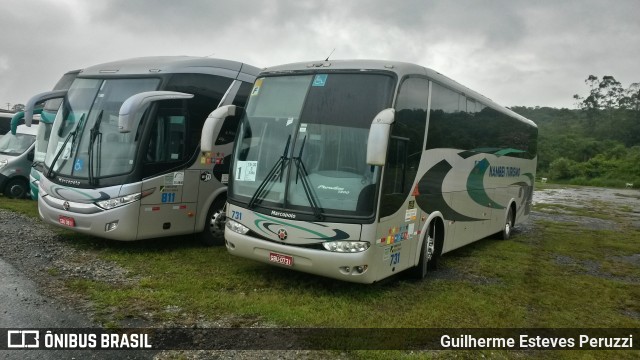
[412,222,437,280]
[500,206,515,240]
[201,197,226,246]
[4,178,28,199]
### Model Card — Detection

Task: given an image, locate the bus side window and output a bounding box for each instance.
[380,77,428,218]
[384,136,409,194]
[147,114,186,163]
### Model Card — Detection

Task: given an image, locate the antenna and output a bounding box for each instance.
[325,48,335,62]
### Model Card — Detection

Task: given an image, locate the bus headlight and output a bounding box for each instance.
[322,241,370,253]
[95,188,154,210]
[96,193,142,210]
[226,219,249,235]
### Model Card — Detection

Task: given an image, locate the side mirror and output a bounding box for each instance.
[10,112,25,135]
[118,91,194,133]
[27,149,35,162]
[24,90,68,127]
[201,105,236,153]
[366,108,395,165]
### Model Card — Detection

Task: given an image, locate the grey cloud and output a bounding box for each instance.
[1,0,639,109]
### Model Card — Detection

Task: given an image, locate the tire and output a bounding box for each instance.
[500,206,515,240]
[4,178,28,199]
[200,197,226,246]
[411,221,438,280]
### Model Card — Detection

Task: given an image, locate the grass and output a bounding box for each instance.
[1,191,638,358]
[0,195,39,217]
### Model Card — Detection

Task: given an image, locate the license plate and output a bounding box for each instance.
[59,215,75,227]
[269,252,294,267]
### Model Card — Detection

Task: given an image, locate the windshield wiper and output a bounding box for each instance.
[292,135,324,220]
[248,134,291,209]
[87,110,103,185]
[46,114,85,178]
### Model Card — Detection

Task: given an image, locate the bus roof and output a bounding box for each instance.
[261,59,536,127]
[78,56,261,83]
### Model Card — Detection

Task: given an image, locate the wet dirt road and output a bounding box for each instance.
[531,186,640,230]
[0,257,157,359]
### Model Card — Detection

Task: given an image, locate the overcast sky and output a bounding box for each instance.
[1,0,638,110]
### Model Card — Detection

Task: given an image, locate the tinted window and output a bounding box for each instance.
[426,82,536,159]
[165,73,233,158]
[381,77,429,217]
[142,74,233,177]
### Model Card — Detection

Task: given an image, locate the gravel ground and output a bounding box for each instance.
[0,208,341,360]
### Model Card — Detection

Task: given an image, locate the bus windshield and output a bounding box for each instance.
[45,77,160,179]
[230,73,395,218]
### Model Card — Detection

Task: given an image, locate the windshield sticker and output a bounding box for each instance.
[299,123,307,133]
[55,141,72,160]
[251,79,263,96]
[73,159,84,172]
[235,161,258,181]
[312,74,328,87]
[286,117,294,126]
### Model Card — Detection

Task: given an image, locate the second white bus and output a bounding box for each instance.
[37,56,259,245]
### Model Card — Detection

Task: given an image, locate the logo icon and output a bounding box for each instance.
[7,330,40,348]
[63,201,70,211]
[277,228,288,241]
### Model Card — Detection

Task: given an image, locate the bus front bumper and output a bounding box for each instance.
[38,193,141,241]
[225,230,378,284]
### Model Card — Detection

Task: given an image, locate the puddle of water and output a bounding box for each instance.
[534,187,640,211]
[528,186,640,230]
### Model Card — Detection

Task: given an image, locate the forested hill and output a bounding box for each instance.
[510,75,640,187]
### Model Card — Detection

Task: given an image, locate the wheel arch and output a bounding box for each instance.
[195,187,227,232]
[505,199,517,224]
[413,212,446,267]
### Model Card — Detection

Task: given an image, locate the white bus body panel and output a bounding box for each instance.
[224,203,394,283]
[38,177,142,240]
[38,165,230,240]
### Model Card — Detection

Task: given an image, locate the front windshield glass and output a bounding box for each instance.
[230,73,395,218]
[45,78,160,178]
[0,132,35,156]
[34,122,52,163]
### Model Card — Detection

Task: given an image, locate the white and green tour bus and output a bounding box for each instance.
[14,69,81,199]
[208,60,537,283]
[37,56,259,245]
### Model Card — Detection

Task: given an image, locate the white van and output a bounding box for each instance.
[0,124,38,198]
